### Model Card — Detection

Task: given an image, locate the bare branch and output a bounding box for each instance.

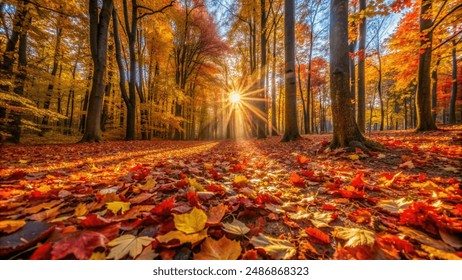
[137,1,175,20]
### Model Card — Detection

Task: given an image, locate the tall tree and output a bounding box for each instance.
[281,0,300,142]
[80,0,114,142]
[356,0,366,132]
[448,39,458,124]
[415,0,437,131]
[329,0,378,149]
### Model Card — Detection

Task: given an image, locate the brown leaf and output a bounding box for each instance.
[194,236,241,260]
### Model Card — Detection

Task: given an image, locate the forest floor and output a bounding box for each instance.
[0,126,461,260]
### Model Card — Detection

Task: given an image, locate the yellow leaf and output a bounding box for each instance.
[250,234,296,260]
[106,201,131,215]
[347,154,360,161]
[19,159,29,164]
[333,227,375,247]
[233,175,248,185]
[173,207,207,234]
[203,163,213,170]
[223,219,250,236]
[399,160,415,169]
[107,234,153,260]
[188,178,204,191]
[0,220,26,233]
[156,229,208,245]
[74,203,88,217]
[421,245,462,260]
[139,178,157,191]
[89,251,106,260]
[194,237,241,260]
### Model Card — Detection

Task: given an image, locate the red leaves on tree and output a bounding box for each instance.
[305,227,330,244]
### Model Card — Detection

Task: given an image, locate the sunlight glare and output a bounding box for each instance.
[229,91,241,104]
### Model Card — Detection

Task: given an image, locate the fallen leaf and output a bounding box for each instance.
[399,160,415,169]
[74,203,88,217]
[89,251,106,260]
[51,231,108,260]
[188,178,204,191]
[156,229,208,246]
[106,201,131,215]
[376,198,413,214]
[0,220,26,234]
[151,196,175,215]
[398,226,455,252]
[0,222,54,257]
[173,207,207,234]
[420,245,461,260]
[333,227,375,247]
[207,203,226,225]
[223,219,250,236]
[106,234,153,260]
[305,227,330,244]
[250,234,296,260]
[289,172,304,187]
[194,236,241,260]
[347,154,360,161]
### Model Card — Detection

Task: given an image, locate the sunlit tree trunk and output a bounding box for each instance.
[329,0,373,149]
[281,0,300,142]
[80,0,113,142]
[357,0,366,133]
[415,0,437,131]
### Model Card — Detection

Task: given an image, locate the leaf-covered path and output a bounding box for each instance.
[0,128,461,260]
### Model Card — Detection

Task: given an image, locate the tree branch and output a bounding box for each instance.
[137,1,175,20]
[432,29,462,51]
[431,3,462,31]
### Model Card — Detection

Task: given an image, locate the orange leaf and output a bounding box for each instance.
[289,172,304,187]
[194,236,241,260]
[305,227,330,244]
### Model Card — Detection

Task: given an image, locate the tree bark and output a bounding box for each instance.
[431,58,440,121]
[80,0,114,142]
[415,0,437,131]
[329,0,371,149]
[281,0,300,142]
[357,0,366,133]
[257,0,267,139]
[448,40,458,124]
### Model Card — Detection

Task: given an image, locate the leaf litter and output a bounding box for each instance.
[0,129,461,259]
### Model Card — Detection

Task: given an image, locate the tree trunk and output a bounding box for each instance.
[449,40,458,124]
[271,21,278,136]
[377,51,384,131]
[349,41,357,118]
[329,0,371,149]
[257,0,267,139]
[431,59,440,121]
[281,0,300,142]
[357,0,366,133]
[415,0,437,131]
[80,0,113,142]
[41,25,63,130]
